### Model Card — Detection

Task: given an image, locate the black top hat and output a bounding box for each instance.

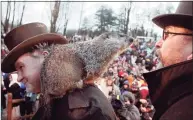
[152,1,193,30]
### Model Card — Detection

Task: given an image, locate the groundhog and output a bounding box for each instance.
[40,32,133,105]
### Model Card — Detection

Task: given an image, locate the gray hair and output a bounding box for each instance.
[29,42,54,58]
[32,42,54,52]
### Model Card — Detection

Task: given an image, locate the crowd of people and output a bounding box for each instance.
[96,38,157,120]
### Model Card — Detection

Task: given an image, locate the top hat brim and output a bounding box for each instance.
[2,33,68,73]
[152,13,193,30]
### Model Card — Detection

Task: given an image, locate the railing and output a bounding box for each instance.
[7,93,34,120]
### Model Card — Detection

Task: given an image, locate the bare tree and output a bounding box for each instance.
[1,1,26,36]
[2,1,11,34]
[19,2,26,25]
[49,1,71,34]
[123,2,132,34]
[78,2,84,34]
[50,1,61,33]
[11,1,16,29]
[62,2,70,35]
[116,2,133,34]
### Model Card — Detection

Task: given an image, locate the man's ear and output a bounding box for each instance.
[42,51,49,57]
[187,54,192,60]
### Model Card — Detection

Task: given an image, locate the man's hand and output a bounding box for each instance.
[140,106,147,113]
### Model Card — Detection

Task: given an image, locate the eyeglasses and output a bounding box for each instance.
[163,31,193,40]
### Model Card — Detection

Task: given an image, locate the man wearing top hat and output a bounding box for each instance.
[143,1,193,120]
[1,22,133,119]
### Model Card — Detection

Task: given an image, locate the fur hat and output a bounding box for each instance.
[120,91,135,104]
[123,80,129,86]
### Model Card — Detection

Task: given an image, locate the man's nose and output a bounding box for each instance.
[155,39,163,48]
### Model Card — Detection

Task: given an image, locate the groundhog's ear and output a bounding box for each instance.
[73,33,134,82]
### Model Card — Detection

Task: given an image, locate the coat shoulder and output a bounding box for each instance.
[160,94,193,120]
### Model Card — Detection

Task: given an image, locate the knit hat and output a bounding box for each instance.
[139,84,149,99]
[118,70,124,77]
[123,80,129,86]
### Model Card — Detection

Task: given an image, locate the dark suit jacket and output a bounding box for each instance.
[143,60,193,120]
[32,85,118,120]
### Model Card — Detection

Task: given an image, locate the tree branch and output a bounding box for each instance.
[19,2,26,25]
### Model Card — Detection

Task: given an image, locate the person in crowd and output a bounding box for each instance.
[120,80,130,94]
[118,70,126,88]
[122,73,134,88]
[1,23,132,120]
[138,83,149,100]
[108,67,114,76]
[144,58,154,71]
[9,82,23,119]
[106,76,121,102]
[130,80,141,105]
[135,76,146,88]
[9,83,23,106]
[143,1,193,119]
[117,91,141,120]
[106,76,122,116]
[139,99,155,120]
[126,52,131,65]
[3,73,11,93]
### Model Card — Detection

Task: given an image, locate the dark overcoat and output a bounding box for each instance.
[32,85,118,120]
[143,60,193,120]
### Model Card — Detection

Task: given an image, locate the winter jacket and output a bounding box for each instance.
[118,105,141,120]
[32,85,118,120]
[143,59,193,120]
[117,91,141,120]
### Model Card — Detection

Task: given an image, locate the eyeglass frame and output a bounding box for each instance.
[162,31,193,40]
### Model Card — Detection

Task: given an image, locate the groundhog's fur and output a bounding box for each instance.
[40,33,133,106]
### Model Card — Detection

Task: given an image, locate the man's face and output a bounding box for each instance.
[107,79,113,86]
[123,73,128,79]
[15,51,45,93]
[156,26,192,67]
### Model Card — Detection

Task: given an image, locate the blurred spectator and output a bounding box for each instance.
[3,73,11,93]
[106,76,121,102]
[139,84,149,100]
[121,81,130,94]
[139,99,155,120]
[123,73,134,88]
[117,91,141,120]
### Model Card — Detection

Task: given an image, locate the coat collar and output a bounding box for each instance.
[143,59,193,104]
[68,85,103,109]
[68,87,90,109]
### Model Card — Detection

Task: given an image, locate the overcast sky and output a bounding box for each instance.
[1,0,179,36]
